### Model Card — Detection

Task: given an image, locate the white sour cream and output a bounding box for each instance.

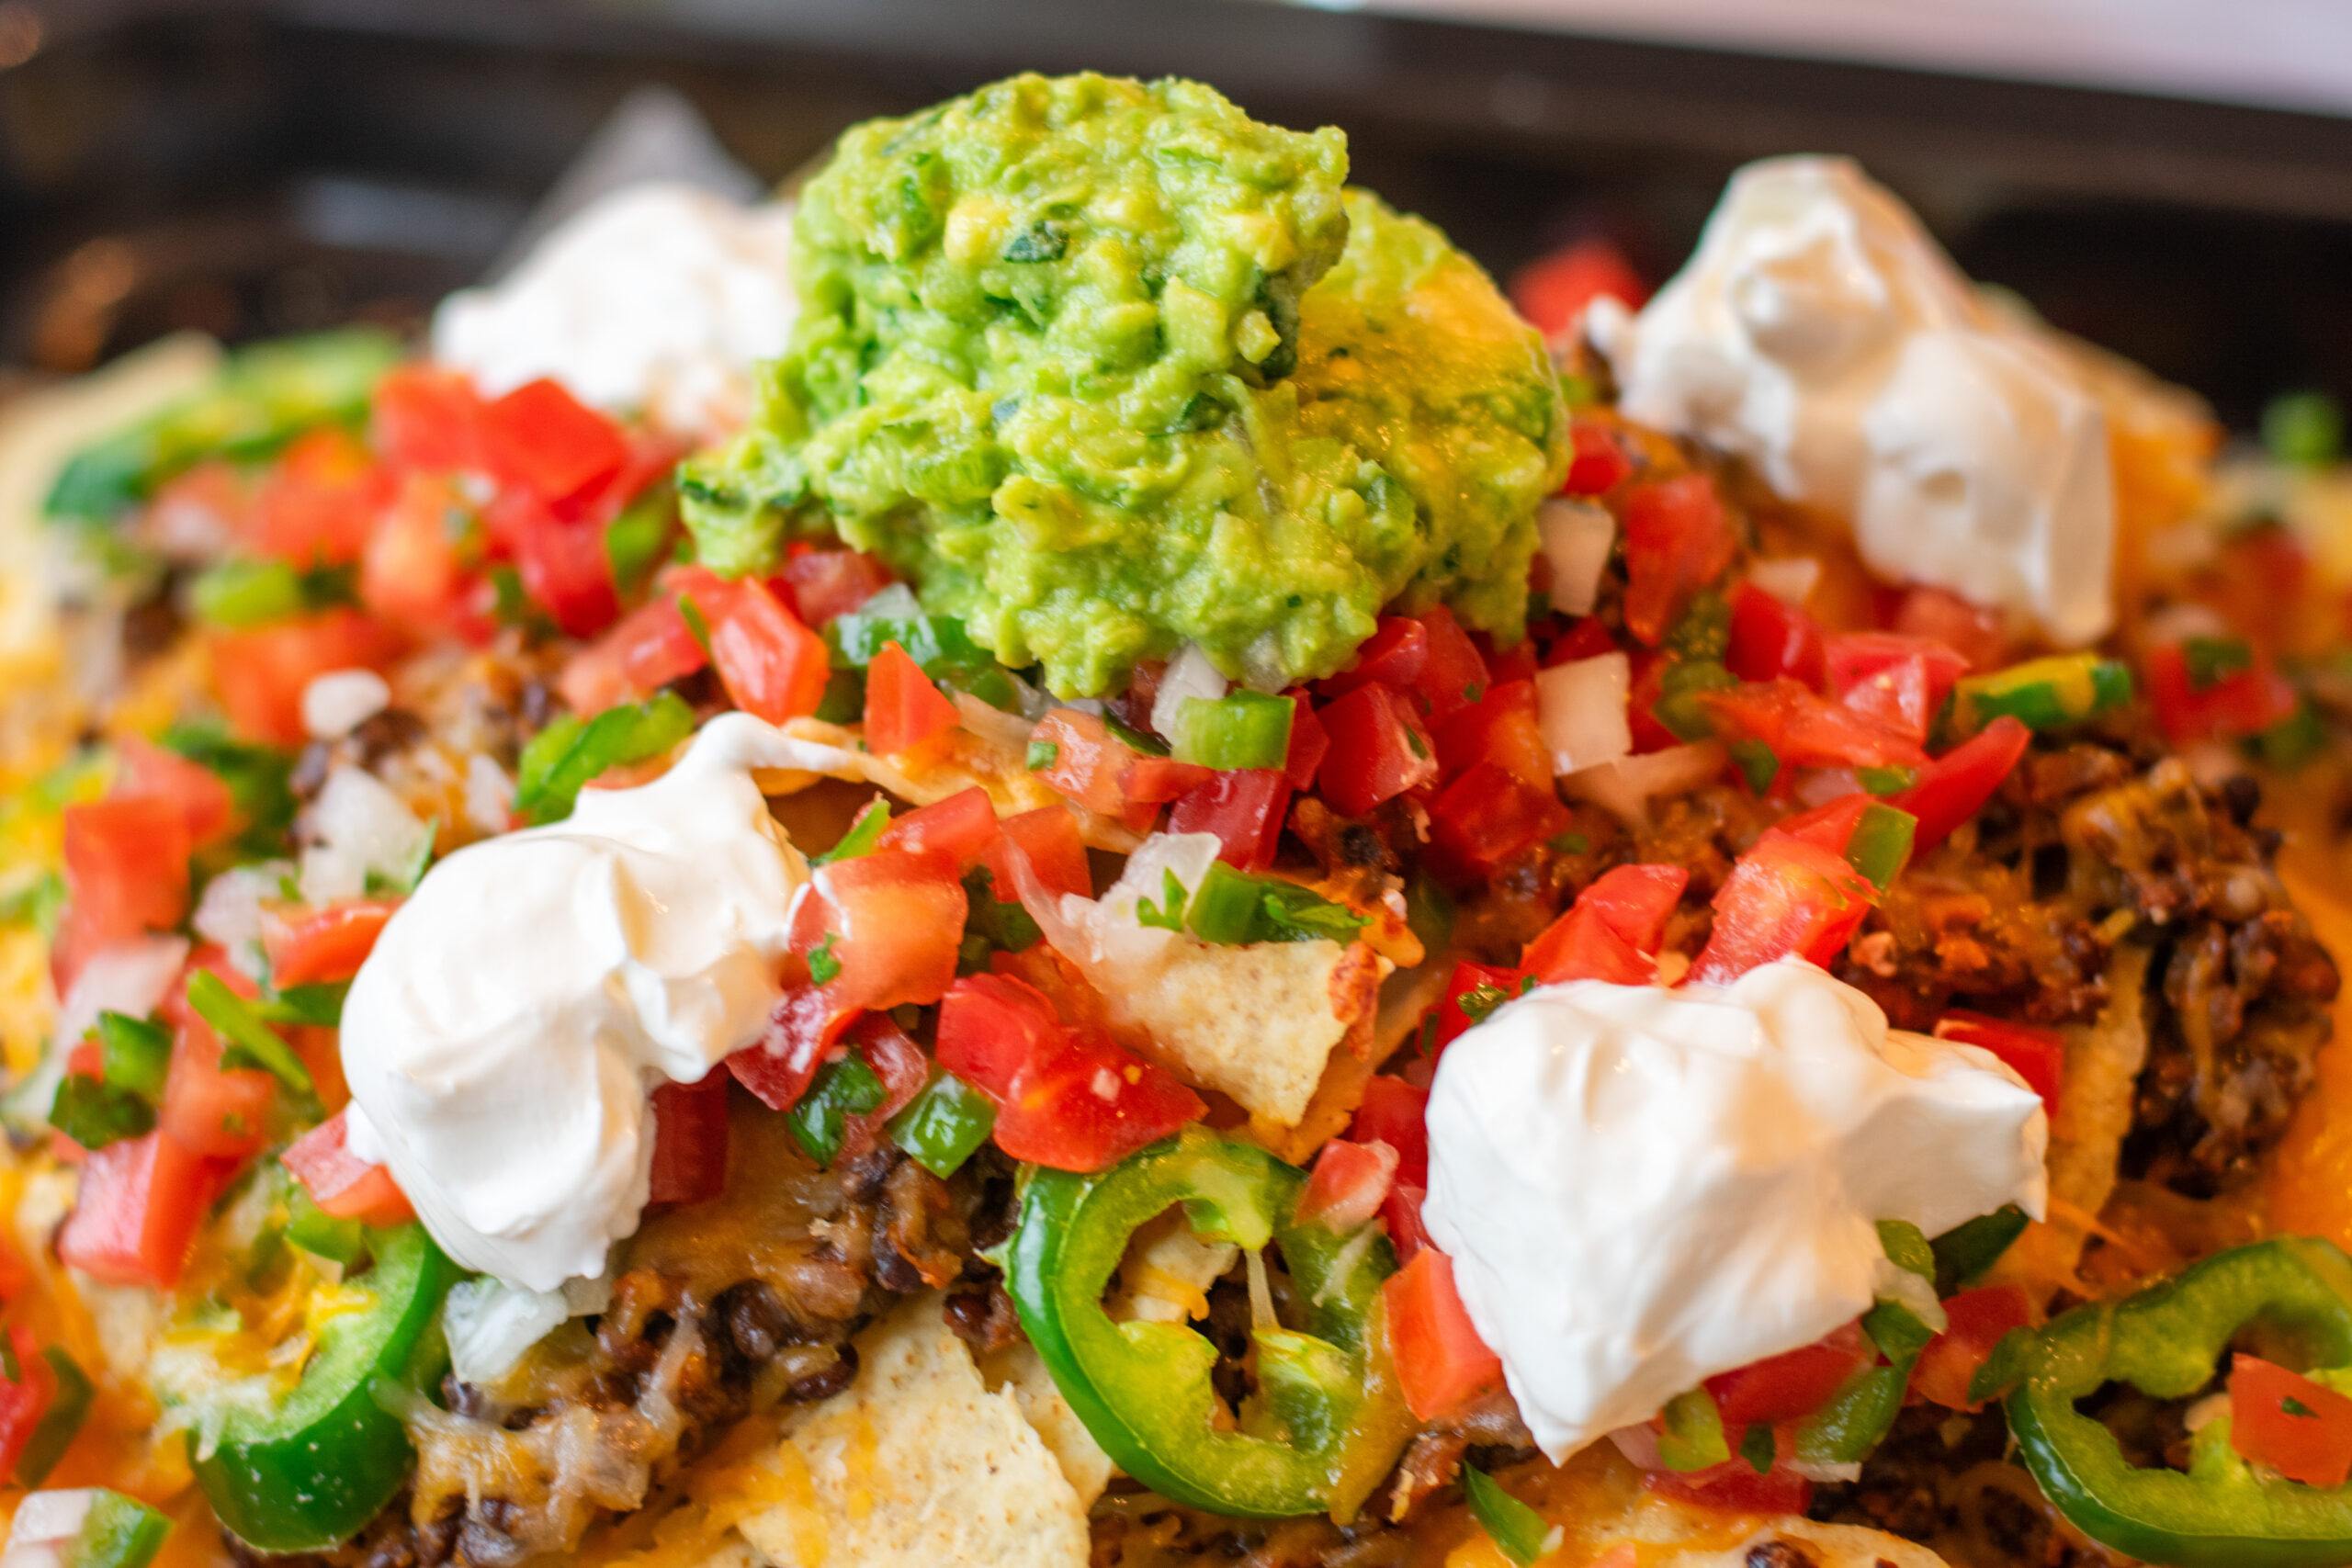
[1589,155,2116,645]
[341,715,852,1291]
[1423,958,2046,1462]
[432,183,798,437]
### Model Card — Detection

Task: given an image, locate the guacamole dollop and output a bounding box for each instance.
[682,73,1566,694]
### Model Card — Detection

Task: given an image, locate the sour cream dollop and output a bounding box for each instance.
[342,715,851,1291]
[1590,155,2115,645]
[432,182,797,437]
[1423,958,2047,1462]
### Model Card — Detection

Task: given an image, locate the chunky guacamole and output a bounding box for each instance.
[682,73,1566,694]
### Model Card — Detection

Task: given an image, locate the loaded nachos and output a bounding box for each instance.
[0,69,2346,1568]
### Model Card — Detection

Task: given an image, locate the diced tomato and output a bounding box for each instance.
[263,898,400,987]
[981,807,1093,903]
[1321,619,1429,701]
[114,736,236,850]
[1031,709,1152,829]
[209,607,403,746]
[1122,757,1216,805]
[558,593,709,716]
[1699,678,1929,772]
[834,1015,933,1168]
[1644,1461,1813,1515]
[1934,1011,2064,1114]
[160,1006,276,1161]
[1108,660,1166,739]
[57,1130,228,1288]
[478,378,627,503]
[282,1108,413,1225]
[360,471,469,637]
[1560,419,1635,498]
[1283,695,1330,790]
[248,428,390,566]
[864,640,962,755]
[371,364,487,473]
[778,544,893,627]
[1384,1248,1504,1421]
[1622,475,1735,647]
[876,787,1001,869]
[1891,586,2005,673]
[705,576,830,725]
[1545,616,1619,668]
[1523,863,1688,985]
[2144,641,2300,747]
[936,973,1204,1171]
[1383,1182,1432,1263]
[63,796,189,947]
[1623,651,1681,756]
[1414,607,1491,727]
[805,851,968,1014]
[1436,680,1551,791]
[727,988,846,1113]
[2230,1354,2352,1488]
[1909,1285,2033,1412]
[1431,960,1527,1053]
[1690,832,1878,983]
[0,1323,55,1477]
[1317,683,1440,818]
[493,488,620,637]
[148,460,248,545]
[1351,1077,1430,1186]
[1890,716,2031,853]
[1706,1322,1872,1427]
[1170,770,1292,872]
[1726,581,1826,689]
[647,1073,730,1208]
[1426,761,1570,884]
[1826,633,1969,741]
[1511,239,1649,341]
[1295,1138,1399,1232]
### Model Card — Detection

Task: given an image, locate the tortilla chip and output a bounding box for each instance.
[1661,1521,1949,1567]
[738,1294,1089,1568]
[776,717,1142,852]
[976,1339,1116,1507]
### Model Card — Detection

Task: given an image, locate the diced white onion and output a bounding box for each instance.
[857,582,922,619]
[1747,556,1822,606]
[1151,643,1228,740]
[300,668,391,740]
[299,767,433,906]
[194,862,296,979]
[952,691,1036,756]
[15,934,192,1130]
[2143,601,2231,647]
[1535,653,1632,776]
[5,1489,96,1561]
[1792,767,1861,808]
[1563,741,1728,826]
[1871,1255,1950,1334]
[1538,500,1617,617]
[463,753,514,837]
[443,1277,569,1385]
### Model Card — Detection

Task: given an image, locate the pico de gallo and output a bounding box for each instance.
[0,67,2346,1568]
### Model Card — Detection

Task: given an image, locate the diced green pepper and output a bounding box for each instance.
[1793,1220,1940,1471]
[1652,659,1736,743]
[812,797,890,866]
[1844,802,1917,893]
[511,690,695,827]
[158,724,296,863]
[186,970,314,1101]
[1001,1127,1412,1519]
[829,610,991,673]
[47,1075,153,1152]
[94,1012,170,1100]
[604,490,673,592]
[1729,739,1779,794]
[1657,1386,1730,1471]
[814,667,865,725]
[1951,654,2132,734]
[16,1348,94,1485]
[2265,391,2345,469]
[2256,702,2329,773]
[1931,1204,2029,1293]
[2182,637,2256,693]
[1183,862,1366,946]
[1404,869,1456,957]
[52,1491,169,1568]
[283,1181,364,1266]
[786,1055,885,1168]
[258,983,348,1030]
[1858,764,1917,795]
[1664,591,1730,662]
[886,1069,997,1179]
[1171,692,1295,771]
[1462,1464,1553,1565]
[958,865,1042,974]
[188,559,307,628]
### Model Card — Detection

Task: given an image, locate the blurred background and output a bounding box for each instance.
[5,0,2352,428]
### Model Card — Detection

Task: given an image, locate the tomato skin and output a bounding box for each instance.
[981,807,1093,903]
[1726,581,1827,689]
[1622,475,1736,647]
[1295,1138,1398,1232]
[479,378,627,503]
[64,796,189,946]
[2144,641,2301,746]
[1826,633,1969,741]
[1317,683,1440,818]
[558,594,707,715]
[809,851,968,1014]
[1122,758,1216,806]
[864,641,962,756]
[1643,1461,1813,1515]
[698,575,828,724]
[1031,709,1152,829]
[1426,761,1570,884]
[371,364,486,473]
[1435,680,1551,791]
[360,471,469,637]
[2230,1353,2352,1488]
[210,607,403,747]
[727,988,848,1112]
[115,736,236,849]
[1351,1077,1430,1186]
[1705,1322,1872,1427]
[1511,239,1649,341]
[1690,832,1878,983]
[282,1108,414,1225]
[876,787,1001,869]
[1321,619,1429,701]
[1561,419,1635,497]
[1168,769,1291,872]
[1523,863,1688,985]
[1430,960,1527,1054]
[1699,678,1929,772]
[493,487,620,637]
[646,1073,729,1208]
[249,428,390,566]
[0,1323,55,1477]
[264,898,400,987]
[778,545,892,626]
[1889,716,2030,853]
[57,1130,229,1289]
[1413,607,1492,727]
[1283,695,1330,790]
[1384,1248,1505,1421]
[935,974,1204,1171]
[160,1005,277,1161]
[1909,1285,2032,1412]
[1931,1010,2063,1113]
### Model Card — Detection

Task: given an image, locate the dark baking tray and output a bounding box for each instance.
[6,0,2352,426]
